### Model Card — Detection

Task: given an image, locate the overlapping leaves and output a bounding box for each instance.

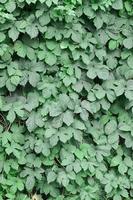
[0,0,133,199]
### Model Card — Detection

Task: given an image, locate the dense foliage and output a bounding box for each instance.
[0,0,133,199]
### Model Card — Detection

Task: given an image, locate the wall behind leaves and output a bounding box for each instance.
[0,0,133,199]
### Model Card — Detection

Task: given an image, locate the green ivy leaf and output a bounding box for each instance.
[0,33,6,42]
[47,171,57,183]
[7,110,16,123]
[105,120,117,134]
[111,155,122,166]
[8,27,19,41]
[123,38,133,49]
[108,40,117,50]
[29,72,40,87]
[39,14,50,26]
[112,0,123,10]
[26,24,39,39]
[5,0,16,12]
[45,52,57,66]
[26,175,35,191]
[63,111,74,126]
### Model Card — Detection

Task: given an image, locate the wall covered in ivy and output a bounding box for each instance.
[0,0,133,199]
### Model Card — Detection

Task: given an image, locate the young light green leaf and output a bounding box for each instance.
[111,155,122,166]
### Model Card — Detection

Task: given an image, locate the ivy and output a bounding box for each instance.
[0,0,133,199]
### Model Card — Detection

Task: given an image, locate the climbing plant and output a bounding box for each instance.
[0,0,133,199]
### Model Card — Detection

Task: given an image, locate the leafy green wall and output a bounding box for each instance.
[0,0,133,199]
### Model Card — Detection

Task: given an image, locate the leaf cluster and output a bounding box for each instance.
[0,0,133,199]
